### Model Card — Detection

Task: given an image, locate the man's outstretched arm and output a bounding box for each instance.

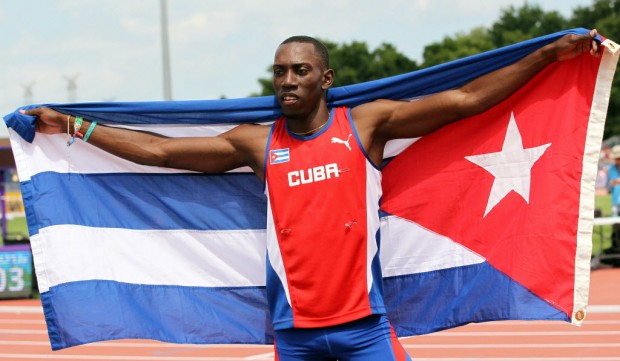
[355,29,601,145]
[20,107,269,177]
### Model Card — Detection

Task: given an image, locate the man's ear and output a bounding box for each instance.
[322,69,335,90]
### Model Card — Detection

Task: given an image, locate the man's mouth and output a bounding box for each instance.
[281,94,299,105]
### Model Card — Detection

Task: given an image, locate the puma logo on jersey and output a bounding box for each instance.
[331,134,352,151]
[288,163,340,187]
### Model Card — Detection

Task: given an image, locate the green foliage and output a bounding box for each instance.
[422,27,494,68]
[420,4,569,68]
[254,40,418,96]
[253,1,620,137]
[489,4,568,47]
[569,0,620,139]
[329,41,419,88]
[569,0,620,29]
[420,1,620,138]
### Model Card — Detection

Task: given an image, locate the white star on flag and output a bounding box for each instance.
[465,112,551,217]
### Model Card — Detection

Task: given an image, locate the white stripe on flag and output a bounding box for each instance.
[573,40,620,325]
[8,128,252,181]
[379,215,485,277]
[32,225,267,293]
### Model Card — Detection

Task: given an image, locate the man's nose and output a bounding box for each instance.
[282,71,296,87]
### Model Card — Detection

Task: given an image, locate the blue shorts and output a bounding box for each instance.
[273,315,412,361]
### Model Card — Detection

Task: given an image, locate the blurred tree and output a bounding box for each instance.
[488,4,568,47]
[253,40,418,96]
[420,2,619,138]
[253,1,620,138]
[421,27,494,68]
[420,4,567,68]
[569,0,620,139]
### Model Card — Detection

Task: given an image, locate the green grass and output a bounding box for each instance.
[1,216,29,246]
[594,193,614,253]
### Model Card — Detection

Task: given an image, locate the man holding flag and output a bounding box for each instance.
[20,30,600,360]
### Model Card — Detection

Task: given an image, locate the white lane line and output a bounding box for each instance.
[4,355,617,361]
[0,319,44,324]
[243,352,275,360]
[0,306,42,314]
[0,355,251,360]
[424,331,620,336]
[4,353,617,360]
[405,343,620,349]
[0,329,47,334]
[402,357,620,361]
[589,305,620,313]
[0,340,273,349]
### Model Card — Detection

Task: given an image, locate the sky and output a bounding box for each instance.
[1,0,596,121]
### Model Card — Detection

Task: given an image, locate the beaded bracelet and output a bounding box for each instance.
[74,116,83,135]
[66,115,72,146]
[68,116,84,146]
[82,121,97,143]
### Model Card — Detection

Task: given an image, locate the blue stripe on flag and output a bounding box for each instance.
[24,172,266,235]
[41,262,567,350]
[384,262,569,337]
[42,280,274,350]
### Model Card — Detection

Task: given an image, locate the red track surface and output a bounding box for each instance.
[1,268,618,360]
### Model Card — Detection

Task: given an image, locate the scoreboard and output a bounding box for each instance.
[0,244,33,299]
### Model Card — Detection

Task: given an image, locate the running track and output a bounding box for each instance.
[1,268,618,360]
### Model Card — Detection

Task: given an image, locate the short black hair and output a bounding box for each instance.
[280,35,330,69]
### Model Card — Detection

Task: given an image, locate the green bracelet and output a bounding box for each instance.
[82,121,97,142]
[74,116,83,133]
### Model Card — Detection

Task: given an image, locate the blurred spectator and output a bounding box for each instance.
[607,145,620,215]
[596,146,612,192]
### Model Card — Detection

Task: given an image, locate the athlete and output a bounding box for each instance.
[22,30,600,360]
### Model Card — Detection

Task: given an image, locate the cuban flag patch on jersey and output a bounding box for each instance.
[270,148,290,164]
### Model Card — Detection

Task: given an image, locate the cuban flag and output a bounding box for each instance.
[270,148,290,164]
[3,29,618,350]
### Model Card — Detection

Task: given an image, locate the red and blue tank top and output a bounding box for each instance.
[264,106,385,330]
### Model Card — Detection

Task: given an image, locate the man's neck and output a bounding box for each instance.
[285,104,330,136]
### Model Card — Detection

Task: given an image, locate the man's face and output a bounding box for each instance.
[272,42,332,118]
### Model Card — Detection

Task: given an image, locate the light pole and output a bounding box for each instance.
[22,81,35,105]
[64,74,80,103]
[160,0,173,101]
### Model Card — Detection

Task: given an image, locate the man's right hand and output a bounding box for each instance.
[20,107,69,134]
